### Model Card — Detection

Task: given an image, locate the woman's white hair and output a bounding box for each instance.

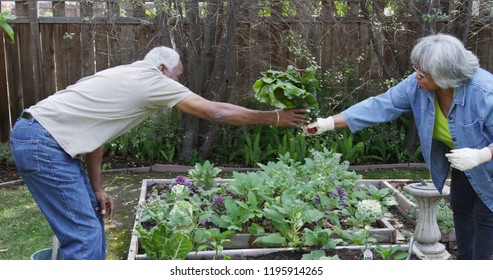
[410,33,479,89]
[143,46,181,71]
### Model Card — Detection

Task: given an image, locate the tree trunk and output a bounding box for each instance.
[371,1,406,76]
[405,0,439,154]
[178,0,202,162]
[198,0,238,159]
[410,0,437,36]
[155,0,172,47]
[458,0,473,43]
[359,0,395,80]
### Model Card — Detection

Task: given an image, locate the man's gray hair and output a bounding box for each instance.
[410,33,479,89]
[143,46,181,71]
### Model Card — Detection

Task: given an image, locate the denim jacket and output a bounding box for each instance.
[341,68,493,211]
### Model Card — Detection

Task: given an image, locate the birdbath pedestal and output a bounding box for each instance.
[404,182,451,260]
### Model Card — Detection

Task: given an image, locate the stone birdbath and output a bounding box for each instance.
[404,182,451,260]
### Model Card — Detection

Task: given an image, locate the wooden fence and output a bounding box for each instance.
[1,0,493,143]
[0,0,167,142]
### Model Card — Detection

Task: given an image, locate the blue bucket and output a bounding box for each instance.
[30,248,63,260]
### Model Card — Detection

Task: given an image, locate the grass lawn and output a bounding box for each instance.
[0,186,53,259]
[0,167,432,260]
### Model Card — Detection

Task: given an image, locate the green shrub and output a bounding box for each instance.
[0,143,14,166]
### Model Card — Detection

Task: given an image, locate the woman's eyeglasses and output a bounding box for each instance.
[412,65,428,78]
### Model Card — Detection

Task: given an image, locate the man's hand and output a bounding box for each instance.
[95,190,115,220]
[302,117,335,136]
[445,147,492,171]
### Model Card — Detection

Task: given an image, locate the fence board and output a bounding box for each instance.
[108,24,122,67]
[475,28,493,71]
[118,24,136,65]
[80,24,96,77]
[95,24,109,72]
[0,33,9,142]
[80,0,96,77]
[41,24,56,97]
[18,23,36,109]
[28,0,42,103]
[134,24,156,59]
[54,23,69,90]
[66,24,82,85]
[5,24,22,123]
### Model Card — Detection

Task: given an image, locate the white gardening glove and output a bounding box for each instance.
[445,147,492,171]
[302,117,335,136]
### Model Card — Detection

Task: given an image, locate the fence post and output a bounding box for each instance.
[28,0,43,103]
[81,0,95,77]
[0,30,8,143]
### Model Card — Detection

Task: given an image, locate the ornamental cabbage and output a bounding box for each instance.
[356,199,383,224]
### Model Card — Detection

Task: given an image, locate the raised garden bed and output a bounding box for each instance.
[128,178,410,260]
[127,151,433,260]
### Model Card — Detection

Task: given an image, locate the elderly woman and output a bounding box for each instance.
[304,33,493,260]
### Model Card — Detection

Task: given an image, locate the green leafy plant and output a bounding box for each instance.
[374,244,409,260]
[253,65,319,120]
[301,250,340,260]
[331,130,365,164]
[302,227,342,250]
[134,187,196,260]
[0,143,14,166]
[105,111,181,161]
[333,225,377,252]
[211,193,261,232]
[196,228,234,260]
[258,192,325,247]
[187,160,222,189]
[160,140,176,163]
[134,223,193,260]
[101,162,112,171]
[0,12,16,43]
[243,130,276,166]
[274,132,309,162]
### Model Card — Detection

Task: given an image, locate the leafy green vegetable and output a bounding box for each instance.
[253,65,319,120]
[134,224,193,260]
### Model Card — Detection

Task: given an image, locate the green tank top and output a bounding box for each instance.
[433,96,455,149]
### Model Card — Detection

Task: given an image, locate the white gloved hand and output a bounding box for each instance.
[445,147,492,171]
[302,117,335,136]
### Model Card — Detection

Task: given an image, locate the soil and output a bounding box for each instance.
[0,163,19,183]
[233,248,420,260]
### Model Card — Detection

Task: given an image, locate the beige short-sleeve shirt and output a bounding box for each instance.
[28,60,193,157]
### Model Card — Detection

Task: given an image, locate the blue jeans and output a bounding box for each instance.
[450,168,493,260]
[9,117,106,260]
